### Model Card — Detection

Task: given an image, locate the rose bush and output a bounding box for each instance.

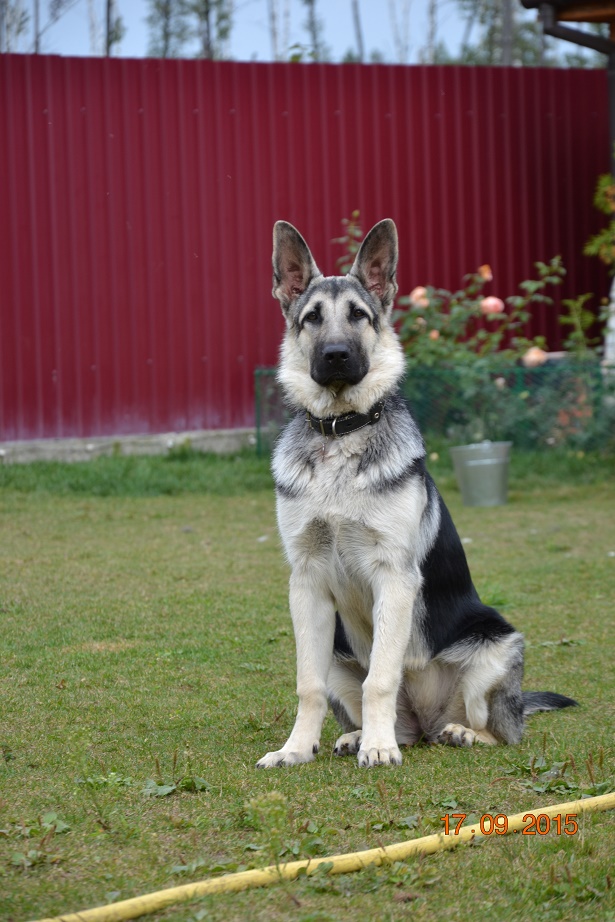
[332,213,608,449]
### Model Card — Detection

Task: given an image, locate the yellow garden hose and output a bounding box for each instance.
[31,791,615,922]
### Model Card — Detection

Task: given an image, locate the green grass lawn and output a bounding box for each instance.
[1,449,614,922]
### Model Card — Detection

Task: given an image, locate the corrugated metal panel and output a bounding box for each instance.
[0,56,608,441]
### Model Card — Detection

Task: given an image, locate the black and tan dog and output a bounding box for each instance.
[257,219,576,769]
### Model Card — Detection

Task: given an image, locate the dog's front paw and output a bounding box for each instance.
[357,741,403,767]
[437,723,475,747]
[256,745,318,768]
[333,729,362,756]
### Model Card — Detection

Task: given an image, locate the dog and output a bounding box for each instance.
[256,218,576,769]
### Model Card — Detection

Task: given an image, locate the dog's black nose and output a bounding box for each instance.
[311,340,367,387]
[322,343,349,366]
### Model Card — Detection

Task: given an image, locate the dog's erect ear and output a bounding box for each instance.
[272,221,322,312]
[349,219,398,311]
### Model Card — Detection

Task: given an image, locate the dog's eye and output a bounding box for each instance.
[303,310,319,324]
[351,307,368,320]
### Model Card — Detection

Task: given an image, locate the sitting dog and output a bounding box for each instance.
[257,218,576,768]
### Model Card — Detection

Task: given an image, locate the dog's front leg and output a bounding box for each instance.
[256,573,334,768]
[359,569,418,767]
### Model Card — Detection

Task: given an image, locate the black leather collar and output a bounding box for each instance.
[306,400,385,438]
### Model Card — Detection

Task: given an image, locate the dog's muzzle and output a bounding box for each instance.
[311,342,367,387]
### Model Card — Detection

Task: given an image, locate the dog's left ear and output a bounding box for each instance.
[272,221,322,313]
[349,219,398,312]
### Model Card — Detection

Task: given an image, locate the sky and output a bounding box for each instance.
[20,0,482,62]
[8,0,601,65]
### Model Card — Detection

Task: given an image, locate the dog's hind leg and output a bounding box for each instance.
[328,657,364,756]
[437,633,525,747]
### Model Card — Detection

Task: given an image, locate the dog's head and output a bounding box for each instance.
[272,219,405,417]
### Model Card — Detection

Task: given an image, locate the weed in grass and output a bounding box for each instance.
[10,845,59,871]
[76,771,134,788]
[142,751,212,797]
[6,812,71,872]
[5,812,71,840]
[244,792,292,868]
[542,860,611,906]
[497,737,613,800]
[243,793,336,867]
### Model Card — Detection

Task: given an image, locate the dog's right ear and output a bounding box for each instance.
[272,221,322,312]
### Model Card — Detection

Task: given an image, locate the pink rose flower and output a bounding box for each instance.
[409,286,430,309]
[522,346,548,368]
[480,296,505,316]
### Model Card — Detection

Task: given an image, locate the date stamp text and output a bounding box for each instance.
[440,813,579,836]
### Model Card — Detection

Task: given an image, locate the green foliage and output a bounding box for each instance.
[1,0,29,52]
[584,173,615,274]
[394,254,584,445]
[144,0,233,60]
[394,258,564,368]
[76,772,134,788]
[243,793,330,867]
[300,0,328,62]
[501,745,611,799]
[146,0,192,58]
[5,812,71,873]
[0,450,272,496]
[452,0,606,68]
[331,211,610,448]
[393,256,608,446]
[560,293,601,355]
[188,0,233,59]
[403,355,609,449]
[244,791,291,867]
[331,209,363,275]
[142,751,211,797]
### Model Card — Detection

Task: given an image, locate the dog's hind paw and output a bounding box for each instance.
[333,729,362,756]
[436,723,498,747]
[437,724,475,747]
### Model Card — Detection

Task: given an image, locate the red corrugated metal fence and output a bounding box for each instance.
[0,55,608,440]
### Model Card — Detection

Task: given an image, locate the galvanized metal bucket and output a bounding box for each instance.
[449,441,512,507]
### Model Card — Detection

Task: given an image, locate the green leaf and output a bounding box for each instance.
[11,851,30,867]
[177,775,211,792]
[396,815,419,830]
[310,860,334,876]
[141,779,177,797]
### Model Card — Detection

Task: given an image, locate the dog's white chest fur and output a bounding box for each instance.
[275,424,429,548]
[275,433,429,659]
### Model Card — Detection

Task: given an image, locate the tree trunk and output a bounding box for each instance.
[351,0,364,62]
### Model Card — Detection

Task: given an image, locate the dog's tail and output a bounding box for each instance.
[523,691,578,716]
